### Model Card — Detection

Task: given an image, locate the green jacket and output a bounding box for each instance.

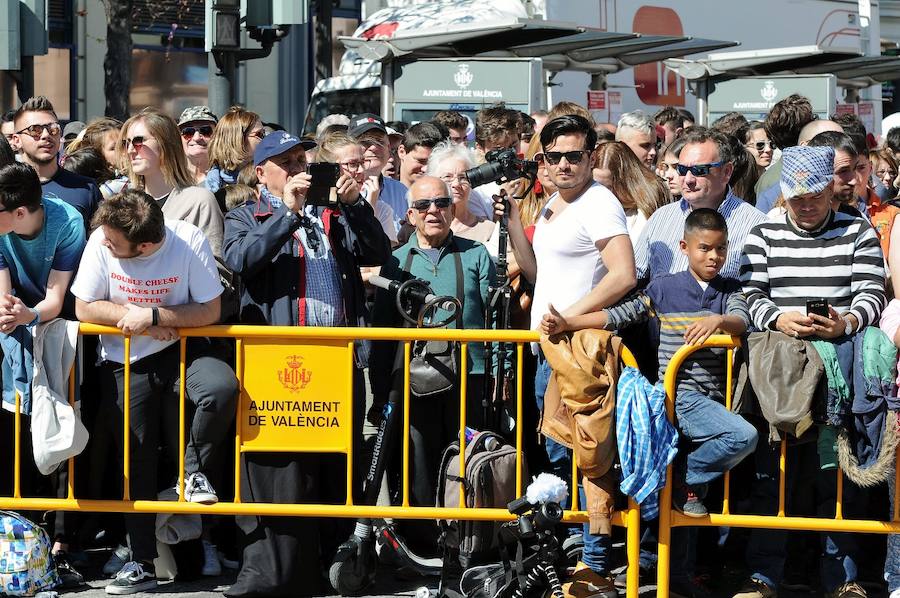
[370,233,496,397]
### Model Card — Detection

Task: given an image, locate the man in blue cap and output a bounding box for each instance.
[222,131,391,597]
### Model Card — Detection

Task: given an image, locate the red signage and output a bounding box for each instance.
[633,6,685,107]
[587,90,607,110]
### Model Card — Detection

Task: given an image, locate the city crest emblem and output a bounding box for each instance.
[278,354,312,393]
[454,64,473,89]
[761,80,778,103]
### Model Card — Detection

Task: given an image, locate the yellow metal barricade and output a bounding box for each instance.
[655,334,900,597]
[0,324,641,598]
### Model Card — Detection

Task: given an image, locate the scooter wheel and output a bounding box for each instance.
[329,536,377,596]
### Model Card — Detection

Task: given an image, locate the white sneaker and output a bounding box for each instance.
[180,472,218,505]
[105,561,158,595]
[889,589,900,598]
[201,540,222,576]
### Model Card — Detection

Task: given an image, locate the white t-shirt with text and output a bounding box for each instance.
[530,182,629,342]
[71,219,223,364]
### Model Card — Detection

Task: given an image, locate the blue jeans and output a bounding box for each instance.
[886,458,900,592]
[535,353,611,575]
[669,390,757,581]
[745,436,861,592]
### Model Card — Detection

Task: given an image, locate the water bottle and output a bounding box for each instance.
[464,426,478,443]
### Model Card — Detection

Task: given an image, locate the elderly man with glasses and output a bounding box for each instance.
[177,106,217,185]
[634,126,766,284]
[368,174,497,551]
[11,96,100,230]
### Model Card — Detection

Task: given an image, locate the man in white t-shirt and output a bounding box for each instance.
[503,114,636,597]
[71,190,237,595]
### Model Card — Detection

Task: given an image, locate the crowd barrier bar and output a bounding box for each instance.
[655,334,900,598]
[1,324,640,598]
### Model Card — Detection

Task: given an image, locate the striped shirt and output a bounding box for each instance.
[605,270,750,399]
[739,210,886,331]
[634,189,766,281]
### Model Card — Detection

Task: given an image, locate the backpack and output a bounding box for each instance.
[0,511,59,596]
[436,431,527,568]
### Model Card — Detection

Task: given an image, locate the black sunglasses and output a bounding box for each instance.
[543,150,590,165]
[411,197,452,211]
[676,162,723,177]
[180,125,214,139]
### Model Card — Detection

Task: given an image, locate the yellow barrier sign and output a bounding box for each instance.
[240,338,352,452]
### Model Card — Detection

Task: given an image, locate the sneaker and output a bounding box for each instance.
[827,581,867,598]
[180,472,218,505]
[671,575,712,598]
[561,562,617,598]
[673,482,708,518]
[202,540,222,576]
[103,544,132,577]
[53,551,85,589]
[613,563,655,589]
[889,589,900,598]
[105,561,158,595]
[733,578,777,598]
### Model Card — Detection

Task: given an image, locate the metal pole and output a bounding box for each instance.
[208,51,234,118]
[696,78,708,126]
[380,60,394,121]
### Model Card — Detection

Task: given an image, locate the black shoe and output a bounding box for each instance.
[105,561,158,595]
[53,551,86,590]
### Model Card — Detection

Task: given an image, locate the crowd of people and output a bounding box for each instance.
[3,91,900,598]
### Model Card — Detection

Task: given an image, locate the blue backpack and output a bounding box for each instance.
[0,511,59,596]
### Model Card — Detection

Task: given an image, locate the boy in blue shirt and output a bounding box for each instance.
[542,208,757,597]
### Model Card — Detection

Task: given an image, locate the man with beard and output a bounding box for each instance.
[177,106,217,185]
[11,96,100,230]
[807,131,868,216]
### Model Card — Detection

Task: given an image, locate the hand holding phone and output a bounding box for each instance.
[306,162,340,206]
[806,298,830,319]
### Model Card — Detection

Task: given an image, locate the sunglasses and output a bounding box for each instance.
[180,125,214,139]
[120,135,153,151]
[16,122,61,139]
[746,141,774,152]
[411,197,452,211]
[676,162,723,177]
[544,150,590,165]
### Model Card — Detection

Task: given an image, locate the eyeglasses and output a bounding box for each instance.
[339,160,365,171]
[180,125,214,139]
[745,141,774,152]
[120,135,153,151]
[411,197,452,211]
[15,122,61,139]
[439,174,470,187]
[676,162,723,177]
[360,138,386,149]
[876,169,897,178]
[544,150,590,165]
[246,129,266,141]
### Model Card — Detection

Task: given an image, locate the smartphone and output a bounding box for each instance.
[806,298,830,319]
[306,162,340,206]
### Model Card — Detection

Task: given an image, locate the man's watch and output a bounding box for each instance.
[843,316,853,336]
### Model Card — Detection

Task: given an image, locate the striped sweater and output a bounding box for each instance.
[605,270,749,399]
[739,211,886,332]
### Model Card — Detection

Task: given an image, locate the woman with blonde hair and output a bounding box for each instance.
[592,140,670,244]
[317,131,397,245]
[517,133,556,229]
[205,106,265,193]
[119,108,225,255]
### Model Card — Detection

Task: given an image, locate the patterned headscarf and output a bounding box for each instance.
[780,145,835,200]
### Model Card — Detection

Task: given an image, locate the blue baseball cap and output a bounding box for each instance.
[253,131,316,166]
